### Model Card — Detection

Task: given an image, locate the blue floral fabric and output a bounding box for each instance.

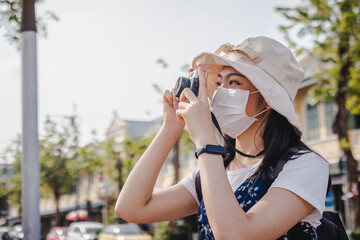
[197,172,318,240]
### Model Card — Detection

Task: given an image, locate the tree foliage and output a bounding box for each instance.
[276,0,360,229]
[104,134,155,193]
[0,0,58,45]
[153,220,191,240]
[78,133,103,174]
[39,117,79,225]
[2,135,22,214]
[276,0,360,111]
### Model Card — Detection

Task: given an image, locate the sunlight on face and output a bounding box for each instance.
[202,65,223,99]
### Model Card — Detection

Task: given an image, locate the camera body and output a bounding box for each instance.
[174,70,200,97]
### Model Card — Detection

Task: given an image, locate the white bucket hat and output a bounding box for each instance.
[191,36,304,135]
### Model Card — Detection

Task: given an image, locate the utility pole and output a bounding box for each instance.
[21,0,40,239]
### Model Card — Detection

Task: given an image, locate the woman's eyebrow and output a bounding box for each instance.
[217,72,246,79]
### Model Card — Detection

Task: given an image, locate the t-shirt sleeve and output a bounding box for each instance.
[179,170,200,205]
[269,152,329,226]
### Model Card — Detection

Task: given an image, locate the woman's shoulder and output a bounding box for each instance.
[276,150,329,188]
[287,150,328,171]
[271,150,329,227]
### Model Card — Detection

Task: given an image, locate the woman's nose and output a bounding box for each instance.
[221,83,229,88]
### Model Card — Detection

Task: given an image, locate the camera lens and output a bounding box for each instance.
[174,77,189,97]
[174,77,182,92]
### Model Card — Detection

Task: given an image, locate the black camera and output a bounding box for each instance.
[174,70,200,97]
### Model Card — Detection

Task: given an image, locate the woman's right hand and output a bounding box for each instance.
[162,89,185,132]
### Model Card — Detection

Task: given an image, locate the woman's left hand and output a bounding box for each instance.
[176,67,218,147]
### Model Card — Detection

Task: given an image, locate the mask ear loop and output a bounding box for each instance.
[211,112,266,158]
[248,90,269,119]
[252,108,269,119]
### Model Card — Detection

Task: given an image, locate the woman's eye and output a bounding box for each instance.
[229,80,240,85]
[215,81,221,86]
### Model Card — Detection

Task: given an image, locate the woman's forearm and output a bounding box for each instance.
[198,154,250,239]
[115,124,182,218]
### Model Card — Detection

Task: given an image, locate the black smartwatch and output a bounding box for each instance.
[195,144,227,159]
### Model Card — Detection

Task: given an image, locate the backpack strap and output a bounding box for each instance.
[195,171,202,203]
[261,147,299,186]
[317,211,348,239]
[262,148,332,195]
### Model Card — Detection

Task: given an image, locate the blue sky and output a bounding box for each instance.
[0,0,303,154]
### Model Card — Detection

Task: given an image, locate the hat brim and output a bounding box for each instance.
[192,52,302,134]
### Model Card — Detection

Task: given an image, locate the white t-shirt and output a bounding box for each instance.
[179,151,329,228]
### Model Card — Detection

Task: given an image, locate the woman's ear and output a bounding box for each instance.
[265,104,272,110]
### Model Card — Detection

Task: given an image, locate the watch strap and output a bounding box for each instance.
[195,144,227,159]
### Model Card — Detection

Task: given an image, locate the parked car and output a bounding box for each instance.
[98,223,151,240]
[8,225,23,240]
[68,222,103,240]
[46,226,69,240]
[0,226,10,240]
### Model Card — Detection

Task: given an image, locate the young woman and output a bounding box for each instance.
[115,36,329,240]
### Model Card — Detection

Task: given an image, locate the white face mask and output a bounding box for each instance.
[211,87,268,138]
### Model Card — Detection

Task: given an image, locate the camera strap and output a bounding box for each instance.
[210,112,266,158]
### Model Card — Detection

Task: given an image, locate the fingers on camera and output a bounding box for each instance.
[198,67,207,98]
[164,90,173,104]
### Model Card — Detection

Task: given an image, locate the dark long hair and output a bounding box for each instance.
[223,110,311,182]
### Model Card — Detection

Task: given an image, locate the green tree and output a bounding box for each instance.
[40,117,79,226]
[78,138,102,173]
[100,139,124,195]
[99,134,154,224]
[77,132,103,201]
[0,0,58,44]
[0,182,8,216]
[123,135,154,179]
[2,135,22,214]
[153,220,191,240]
[276,0,360,229]
[102,134,155,193]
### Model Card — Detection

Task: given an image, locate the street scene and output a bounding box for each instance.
[0,0,359,239]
